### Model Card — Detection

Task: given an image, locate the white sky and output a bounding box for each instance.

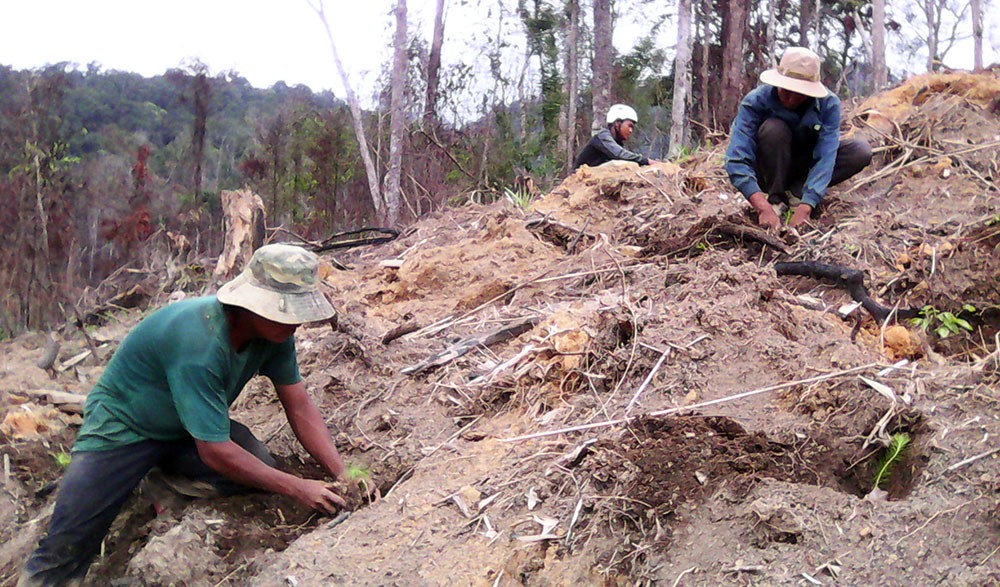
[1,0,996,105]
[0,0,401,95]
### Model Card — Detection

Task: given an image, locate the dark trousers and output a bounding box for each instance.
[756,118,872,206]
[19,421,274,587]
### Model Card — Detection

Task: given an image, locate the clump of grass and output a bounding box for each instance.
[873,432,912,490]
[504,186,534,209]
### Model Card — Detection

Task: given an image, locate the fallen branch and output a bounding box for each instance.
[502,363,880,442]
[713,222,789,254]
[402,317,539,375]
[381,322,421,345]
[16,389,87,414]
[774,261,919,323]
[943,446,1000,473]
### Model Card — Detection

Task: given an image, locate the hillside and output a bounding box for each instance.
[1,71,998,586]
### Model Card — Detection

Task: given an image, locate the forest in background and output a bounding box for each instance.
[0,0,992,337]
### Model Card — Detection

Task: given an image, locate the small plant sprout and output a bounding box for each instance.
[504,186,534,209]
[346,463,372,496]
[873,432,912,490]
[346,463,370,481]
[909,305,976,338]
[53,451,72,468]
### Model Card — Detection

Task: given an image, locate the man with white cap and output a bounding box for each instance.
[20,244,353,586]
[573,103,660,170]
[726,46,872,228]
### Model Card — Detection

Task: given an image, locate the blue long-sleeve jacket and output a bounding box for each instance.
[725,85,842,208]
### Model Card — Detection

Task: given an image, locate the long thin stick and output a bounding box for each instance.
[625,348,671,414]
[502,363,879,442]
[944,446,1000,473]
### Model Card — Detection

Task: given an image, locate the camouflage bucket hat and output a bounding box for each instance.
[217,244,335,324]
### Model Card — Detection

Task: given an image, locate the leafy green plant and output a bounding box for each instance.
[346,463,370,481]
[909,305,976,338]
[873,432,912,490]
[504,186,535,209]
[53,451,72,468]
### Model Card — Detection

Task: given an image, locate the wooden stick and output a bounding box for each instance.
[502,363,880,442]
[402,317,538,375]
[625,347,671,414]
[944,447,1000,473]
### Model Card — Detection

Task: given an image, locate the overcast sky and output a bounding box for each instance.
[0,0,403,94]
[1,0,997,103]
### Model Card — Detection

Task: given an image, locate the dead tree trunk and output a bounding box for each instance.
[720,0,749,125]
[424,0,446,128]
[592,0,613,132]
[382,0,408,226]
[310,0,384,220]
[561,0,580,172]
[872,0,887,89]
[971,0,983,71]
[669,0,693,157]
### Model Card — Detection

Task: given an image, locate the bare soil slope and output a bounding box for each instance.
[1,72,998,587]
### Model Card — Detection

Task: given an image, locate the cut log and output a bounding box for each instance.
[402,317,539,375]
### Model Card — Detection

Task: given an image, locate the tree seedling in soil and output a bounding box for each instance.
[53,451,72,468]
[910,305,976,338]
[504,186,534,209]
[873,432,912,491]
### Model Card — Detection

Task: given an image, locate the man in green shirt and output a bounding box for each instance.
[21,244,352,587]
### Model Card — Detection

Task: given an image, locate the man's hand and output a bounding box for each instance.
[748,191,781,229]
[291,478,348,514]
[789,203,813,228]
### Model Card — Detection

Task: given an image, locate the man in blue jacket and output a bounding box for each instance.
[725,47,872,228]
[20,244,355,587]
[573,104,659,170]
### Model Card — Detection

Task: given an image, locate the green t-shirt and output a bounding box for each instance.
[74,296,301,452]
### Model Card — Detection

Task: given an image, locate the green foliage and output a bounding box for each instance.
[53,451,72,468]
[504,186,534,208]
[910,305,976,338]
[346,463,370,481]
[873,432,912,490]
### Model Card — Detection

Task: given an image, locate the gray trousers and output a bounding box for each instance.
[756,117,873,209]
[19,421,274,587]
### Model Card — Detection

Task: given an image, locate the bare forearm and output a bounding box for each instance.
[289,404,347,480]
[198,440,301,496]
[278,383,347,480]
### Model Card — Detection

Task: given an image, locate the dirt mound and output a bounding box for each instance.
[1,72,998,586]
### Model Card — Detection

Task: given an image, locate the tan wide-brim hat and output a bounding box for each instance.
[759,47,829,98]
[217,244,335,325]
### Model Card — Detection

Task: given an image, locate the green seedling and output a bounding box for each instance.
[909,305,976,338]
[873,432,912,490]
[504,186,534,209]
[346,463,370,481]
[53,451,72,468]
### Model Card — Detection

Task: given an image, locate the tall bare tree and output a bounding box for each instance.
[799,0,814,47]
[383,0,408,225]
[424,0,446,128]
[592,0,613,131]
[309,0,384,220]
[921,0,940,71]
[872,0,887,88]
[561,0,581,171]
[720,0,750,125]
[669,0,693,157]
[971,0,984,70]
